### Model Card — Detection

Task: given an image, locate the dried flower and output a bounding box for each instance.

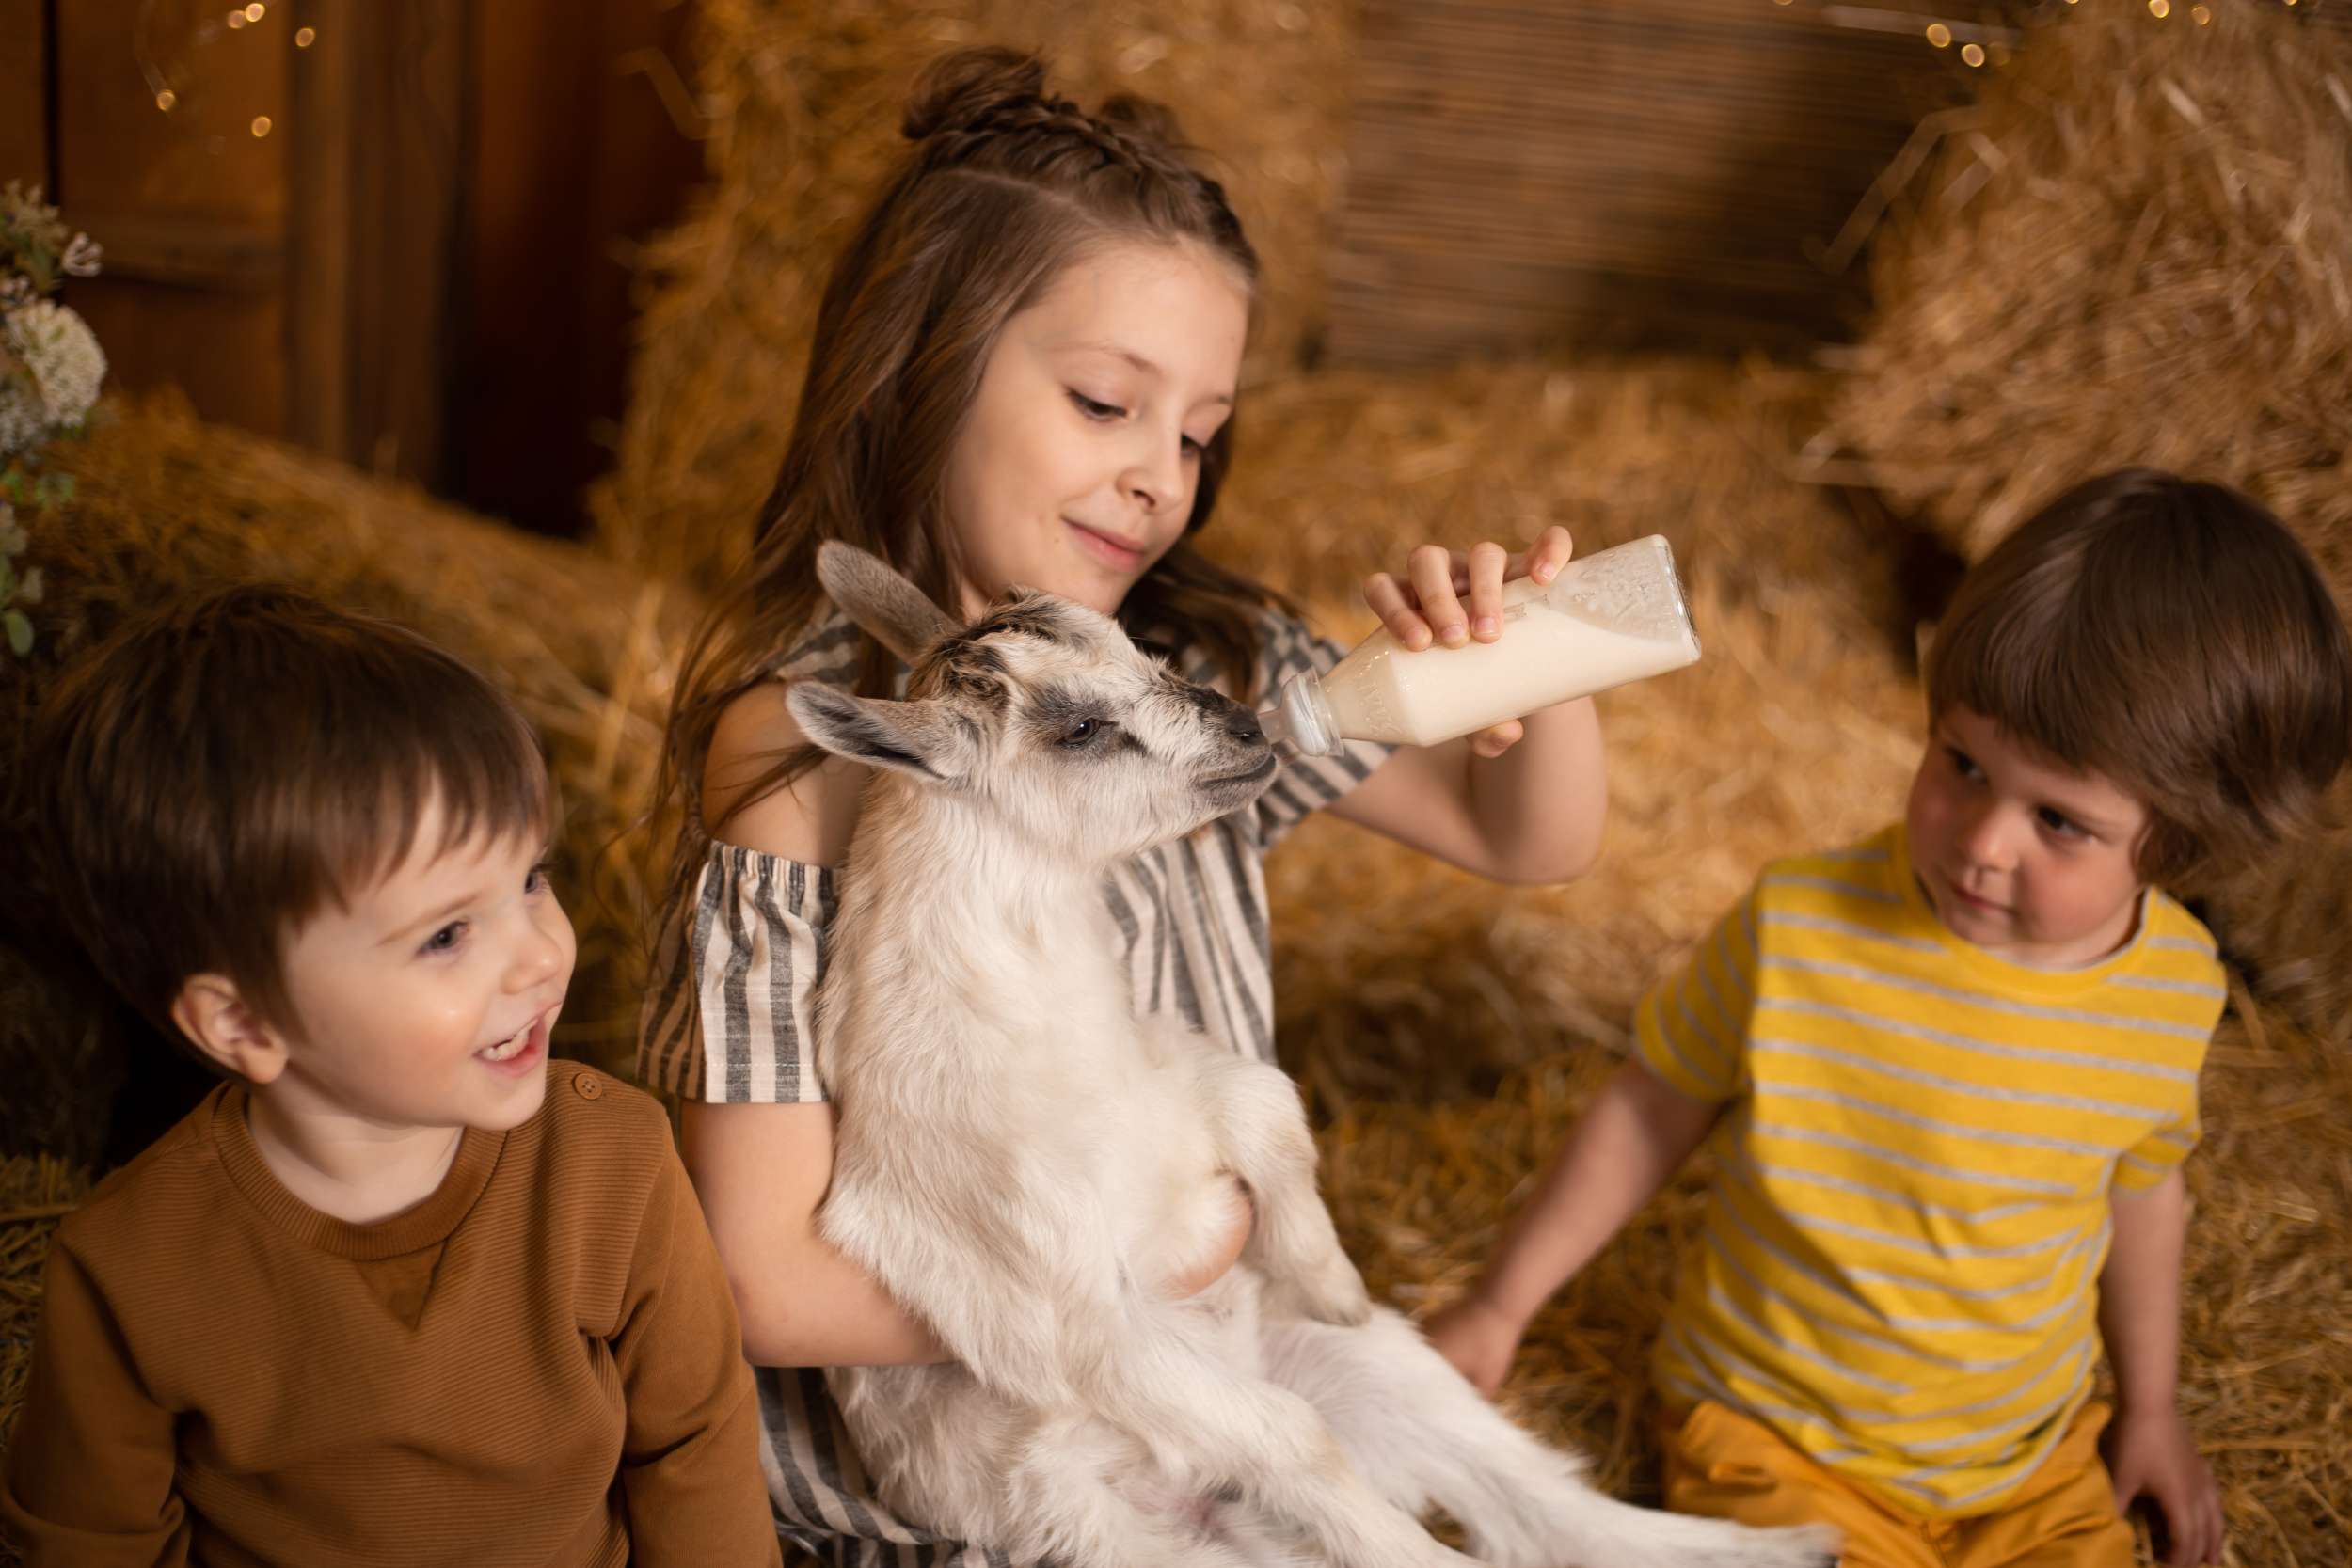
[0,300,107,456]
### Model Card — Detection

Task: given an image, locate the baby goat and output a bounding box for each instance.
[789,542,1835,1568]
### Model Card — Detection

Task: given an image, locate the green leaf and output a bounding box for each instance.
[4,610,31,656]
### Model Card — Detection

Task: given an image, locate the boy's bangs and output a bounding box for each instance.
[1927,470,2352,888]
[306,709,555,913]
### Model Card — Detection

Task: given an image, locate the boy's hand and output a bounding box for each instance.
[1421,1292,1524,1399]
[2107,1405,2223,1566]
[1361,528,1576,758]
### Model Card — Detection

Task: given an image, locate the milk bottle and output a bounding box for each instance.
[1258,534,1701,757]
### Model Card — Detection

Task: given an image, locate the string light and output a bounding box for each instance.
[2149,0,2169,14]
[246,3,264,18]
[155,89,176,111]
[1961,41,1986,65]
[250,115,271,136]
[226,9,245,27]
[1926,22,1952,45]
[2192,4,2210,19]
[295,26,314,45]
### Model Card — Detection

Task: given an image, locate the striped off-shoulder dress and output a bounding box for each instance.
[637,601,1392,1567]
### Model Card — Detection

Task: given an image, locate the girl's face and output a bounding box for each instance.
[944,239,1249,617]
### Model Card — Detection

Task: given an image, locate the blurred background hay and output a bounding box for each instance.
[1831,0,2352,564]
[0,395,693,1168]
[0,1157,87,1488]
[1829,0,2352,1051]
[591,0,1352,593]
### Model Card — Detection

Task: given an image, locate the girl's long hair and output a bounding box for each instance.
[652,47,1282,900]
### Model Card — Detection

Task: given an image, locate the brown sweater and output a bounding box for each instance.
[1,1063,781,1568]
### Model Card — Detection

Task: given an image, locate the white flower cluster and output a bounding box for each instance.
[0,299,107,459]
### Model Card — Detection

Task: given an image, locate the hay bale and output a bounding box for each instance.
[0,397,696,1163]
[0,1152,87,1568]
[1326,989,2352,1559]
[1831,0,2352,563]
[1206,356,1925,1104]
[592,0,1354,594]
[1828,0,2352,1038]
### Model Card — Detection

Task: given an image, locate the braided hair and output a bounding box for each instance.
[660,47,1283,875]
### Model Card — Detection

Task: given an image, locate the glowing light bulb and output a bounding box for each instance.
[1961,41,1985,64]
[156,88,177,111]
[226,9,246,26]
[251,115,272,136]
[246,3,264,16]
[295,25,314,44]
[2149,0,2169,14]
[2192,4,2209,18]
[1926,22,1952,45]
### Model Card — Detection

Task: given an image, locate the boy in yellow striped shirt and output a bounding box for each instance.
[1427,471,2352,1567]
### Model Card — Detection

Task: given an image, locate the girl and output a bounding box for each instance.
[639,48,1609,1565]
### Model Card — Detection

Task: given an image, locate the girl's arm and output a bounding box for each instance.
[1325,530,1608,884]
[1422,1057,1719,1396]
[691,683,948,1368]
[2099,1167,2224,1567]
[685,683,1246,1368]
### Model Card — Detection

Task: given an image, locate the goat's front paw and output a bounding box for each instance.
[1263,1247,1371,1327]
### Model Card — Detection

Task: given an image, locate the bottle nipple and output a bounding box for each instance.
[1258,668,1341,760]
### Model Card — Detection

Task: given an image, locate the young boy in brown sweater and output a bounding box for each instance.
[2,587,781,1566]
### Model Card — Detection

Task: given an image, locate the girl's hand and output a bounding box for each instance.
[2107,1406,2224,1566]
[1360,527,1576,758]
[1420,1292,1525,1400]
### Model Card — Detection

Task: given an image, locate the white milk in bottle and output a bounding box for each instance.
[1258,534,1701,756]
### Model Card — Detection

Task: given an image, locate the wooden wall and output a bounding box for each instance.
[1,0,701,536]
[449,0,703,537]
[1326,0,1979,365]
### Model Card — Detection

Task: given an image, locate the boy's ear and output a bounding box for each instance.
[815,540,961,663]
[786,683,977,784]
[169,975,291,1085]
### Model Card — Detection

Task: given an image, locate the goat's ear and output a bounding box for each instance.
[787,682,974,784]
[816,541,961,663]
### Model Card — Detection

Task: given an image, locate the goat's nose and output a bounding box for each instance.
[1225,707,1263,742]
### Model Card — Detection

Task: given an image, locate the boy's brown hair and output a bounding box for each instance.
[1927,468,2352,889]
[29,584,551,1045]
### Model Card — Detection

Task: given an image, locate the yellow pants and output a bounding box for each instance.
[1659,1400,2136,1568]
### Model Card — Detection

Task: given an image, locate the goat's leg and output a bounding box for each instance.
[981,1413,1270,1568]
[1184,1050,1370,1327]
[1075,1305,1480,1568]
[1262,1308,1839,1568]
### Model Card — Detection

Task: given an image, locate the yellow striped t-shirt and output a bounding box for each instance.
[1636,823,2222,1518]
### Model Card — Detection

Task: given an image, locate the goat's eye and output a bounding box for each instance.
[1060,718,1102,747]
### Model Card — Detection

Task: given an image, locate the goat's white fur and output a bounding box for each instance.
[791,543,1836,1568]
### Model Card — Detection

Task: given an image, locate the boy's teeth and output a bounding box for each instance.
[479,1023,531,1062]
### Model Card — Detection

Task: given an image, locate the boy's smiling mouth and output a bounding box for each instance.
[477,1007,554,1070]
